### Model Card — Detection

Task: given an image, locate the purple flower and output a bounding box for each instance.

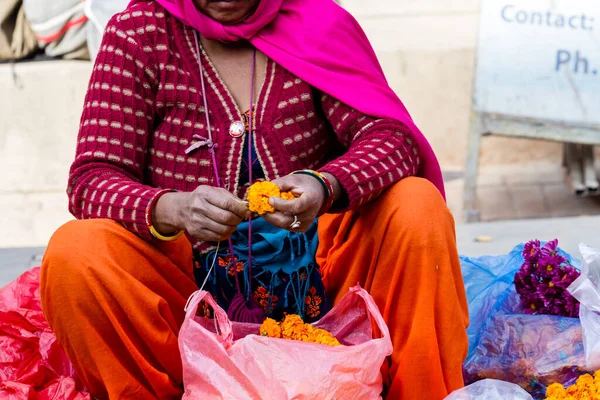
[564,294,581,318]
[514,238,581,318]
[540,239,559,258]
[523,240,541,262]
[538,253,567,272]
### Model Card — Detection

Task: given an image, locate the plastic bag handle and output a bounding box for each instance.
[350,286,392,346]
[184,290,234,344]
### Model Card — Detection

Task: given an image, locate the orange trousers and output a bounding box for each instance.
[41,177,469,399]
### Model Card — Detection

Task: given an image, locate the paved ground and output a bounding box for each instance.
[0,247,44,287]
[456,215,600,257]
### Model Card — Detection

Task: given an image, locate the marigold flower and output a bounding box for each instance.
[259,314,341,347]
[280,191,295,201]
[546,372,600,399]
[546,382,566,398]
[259,318,282,338]
[247,181,295,215]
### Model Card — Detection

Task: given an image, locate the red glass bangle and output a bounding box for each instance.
[291,170,335,216]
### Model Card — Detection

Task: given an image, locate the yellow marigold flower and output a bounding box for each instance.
[259,318,282,338]
[546,382,567,399]
[547,372,600,400]
[260,314,342,346]
[247,181,280,215]
[280,191,295,201]
[577,374,594,386]
[247,182,295,215]
[281,314,309,341]
[312,328,341,347]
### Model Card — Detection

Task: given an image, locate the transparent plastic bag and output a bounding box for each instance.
[568,244,600,370]
[179,285,393,400]
[445,379,533,400]
[461,245,587,398]
[463,286,586,396]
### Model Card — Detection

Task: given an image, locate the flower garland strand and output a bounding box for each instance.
[514,239,580,318]
[546,370,600,399]
[260,314,341,347]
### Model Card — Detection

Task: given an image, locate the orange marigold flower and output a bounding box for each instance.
[247,182,296,215]
[247,181,280,215]
[577,373,594,386]
[546,383,566,398]
[280,314,306,339]
[312,328,341,346]
[261,314,342,347]
[280,191,295,201]
[546,372,600,400]
[259,318,282,338]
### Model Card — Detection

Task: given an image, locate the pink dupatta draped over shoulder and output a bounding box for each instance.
[131,0,445,198]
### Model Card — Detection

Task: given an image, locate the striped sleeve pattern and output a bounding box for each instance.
[318,94,421,210]
[67,13,162,240]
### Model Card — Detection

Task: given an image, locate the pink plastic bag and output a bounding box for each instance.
[0,267,90,400]
[179,285,393,400]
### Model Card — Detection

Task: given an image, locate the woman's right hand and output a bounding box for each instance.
[153,186,250,242]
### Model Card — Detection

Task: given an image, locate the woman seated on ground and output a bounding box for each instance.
[41,0,469,398]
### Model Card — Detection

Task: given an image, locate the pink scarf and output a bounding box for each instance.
[136,0,445,197]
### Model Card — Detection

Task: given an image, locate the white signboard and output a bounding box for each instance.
[474,0,600,127]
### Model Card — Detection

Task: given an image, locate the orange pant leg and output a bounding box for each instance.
[40,219,197,400]
[317,177,469,399]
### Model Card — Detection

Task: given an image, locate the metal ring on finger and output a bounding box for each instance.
[289,214,302,230]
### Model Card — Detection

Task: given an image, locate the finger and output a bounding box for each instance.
[270,176,299,193]
[206,190,250,219]
[262,211,295,230]
[202,203,244,226]
[188,216,236,238]
[203,218,237,236]
[195,229,229,242]
[269,194,310,214]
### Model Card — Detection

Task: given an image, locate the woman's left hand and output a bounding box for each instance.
[262,174,325,232]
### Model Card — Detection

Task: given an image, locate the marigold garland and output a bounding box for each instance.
[259,314,341,347]
[546,370,600,399]
[247,181,295,215]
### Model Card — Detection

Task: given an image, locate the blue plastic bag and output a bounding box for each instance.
[460,245,586,398]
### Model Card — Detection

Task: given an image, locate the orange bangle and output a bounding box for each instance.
[149,225,184,242]
[146,189,184,241]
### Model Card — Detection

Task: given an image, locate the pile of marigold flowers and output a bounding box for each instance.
[259,314,341,347]
[247,181,295,215]
[546,371,600,399]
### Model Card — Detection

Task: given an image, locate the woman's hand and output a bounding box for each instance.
[153,186,250,242]
[262,174,327,232]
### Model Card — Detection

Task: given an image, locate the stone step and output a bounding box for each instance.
[0,60,91,247]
